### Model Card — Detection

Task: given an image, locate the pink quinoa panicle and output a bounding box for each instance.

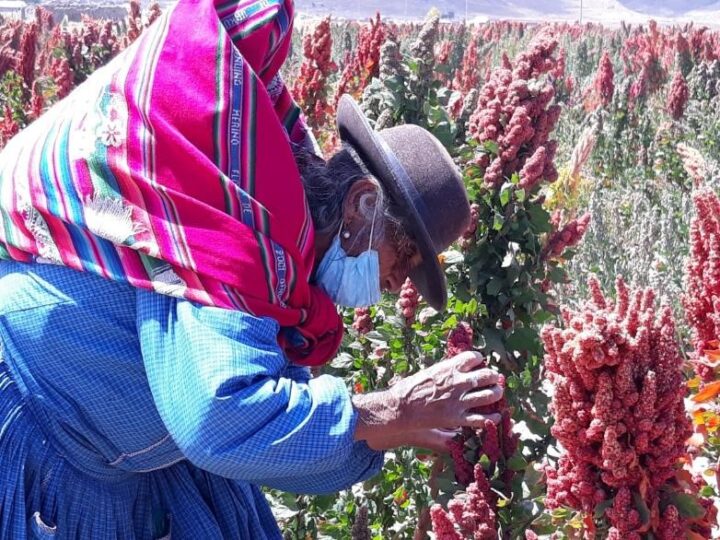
[396,278,419,325]
[667,69,689,120]
[684,188,720,382]
[468,33,561,190]
[352,307,373,335]
[541,276,706,535]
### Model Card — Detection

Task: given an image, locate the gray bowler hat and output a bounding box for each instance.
[336,95,471,311]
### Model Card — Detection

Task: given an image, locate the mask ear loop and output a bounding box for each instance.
[368,193,379,252]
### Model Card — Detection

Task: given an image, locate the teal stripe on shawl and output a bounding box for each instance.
[40,118,102,272]
[38,121,65,220]
[56,119,121,276]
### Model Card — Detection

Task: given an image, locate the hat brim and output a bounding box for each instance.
[336,95,447,311]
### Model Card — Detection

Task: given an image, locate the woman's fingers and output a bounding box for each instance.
[460,384,504,407]
[451,351,486,372]
[457,367,499,390]
[410,428,460,454]
[462,412,502,428]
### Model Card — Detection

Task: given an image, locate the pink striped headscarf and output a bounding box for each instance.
[0,0,344,366]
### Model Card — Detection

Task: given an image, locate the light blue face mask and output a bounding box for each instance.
[315,207,382,308]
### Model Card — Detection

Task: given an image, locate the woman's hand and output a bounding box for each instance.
[352,351,503,452]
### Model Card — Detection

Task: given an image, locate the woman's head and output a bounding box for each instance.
[294,143,421,295]
[296,97,471,311]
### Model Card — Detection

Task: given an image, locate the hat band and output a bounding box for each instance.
[373,135,439,253]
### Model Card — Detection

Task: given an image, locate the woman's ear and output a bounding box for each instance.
[341,178,379,226]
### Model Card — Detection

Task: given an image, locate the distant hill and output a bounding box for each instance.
[38,0,127,21]
[293,0,720,26]
[35,0,720,26]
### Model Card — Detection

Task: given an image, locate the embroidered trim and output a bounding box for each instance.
[84,195,143,246]
[21,204,62,265]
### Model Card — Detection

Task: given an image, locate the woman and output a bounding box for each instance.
[0,0,503,538]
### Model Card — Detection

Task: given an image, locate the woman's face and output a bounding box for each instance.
[344,222,422,294]
[379,225,422,294]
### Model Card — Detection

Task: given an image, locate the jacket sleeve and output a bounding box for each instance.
[137,289,384,494]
